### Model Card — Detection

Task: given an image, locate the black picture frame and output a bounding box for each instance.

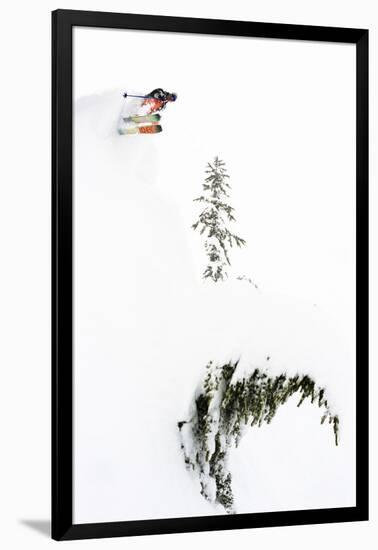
[52,9,369,541]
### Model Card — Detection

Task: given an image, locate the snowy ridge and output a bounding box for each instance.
[73,91,356,523]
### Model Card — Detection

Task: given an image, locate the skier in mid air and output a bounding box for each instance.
[118,88,177,135]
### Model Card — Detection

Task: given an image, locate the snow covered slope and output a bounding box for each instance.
[73,91,356,523]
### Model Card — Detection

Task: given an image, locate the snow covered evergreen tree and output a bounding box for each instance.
[192,157,246,282]
[178,360,339,513]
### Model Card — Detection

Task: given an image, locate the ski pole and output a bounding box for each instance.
[123,92,149,99]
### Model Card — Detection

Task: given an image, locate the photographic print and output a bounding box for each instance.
[52,10,368,540]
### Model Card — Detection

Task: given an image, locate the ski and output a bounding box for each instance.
[123,114,161,124]
[118,124,162,135]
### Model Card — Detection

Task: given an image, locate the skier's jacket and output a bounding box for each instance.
[141,96,166,114]
[140,88,176,115]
